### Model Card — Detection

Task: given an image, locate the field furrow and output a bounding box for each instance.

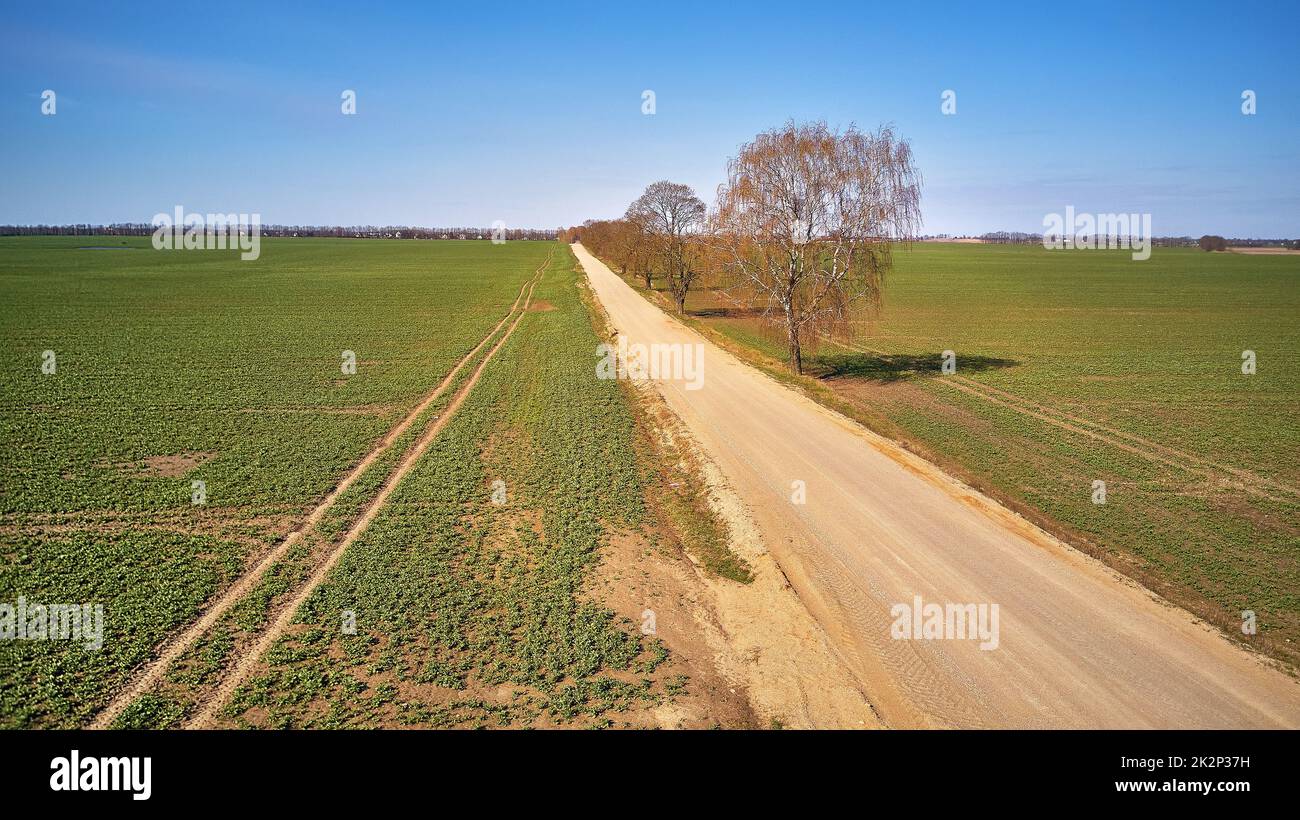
[0,238,551,727]
[90,254,552,729]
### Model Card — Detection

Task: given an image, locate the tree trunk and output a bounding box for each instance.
[783,293,803,374]
[785,312,802,374]
[642,271,652,289]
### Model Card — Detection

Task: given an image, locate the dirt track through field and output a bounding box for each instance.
[184,257,548,727]
[574,242,1300,728]
[831,339,1300,502]
[90,253,550,729]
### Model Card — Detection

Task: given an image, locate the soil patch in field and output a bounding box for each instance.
[105,451,216,478]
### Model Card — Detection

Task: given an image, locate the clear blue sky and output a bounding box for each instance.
[3,0,1297,236]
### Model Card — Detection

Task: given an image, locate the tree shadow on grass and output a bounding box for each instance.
[689,306,767,319]
[810,351,1020,383]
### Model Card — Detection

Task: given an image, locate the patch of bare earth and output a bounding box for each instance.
[234,404,399,417]
[103,451,215,478]
[587,527,759,728]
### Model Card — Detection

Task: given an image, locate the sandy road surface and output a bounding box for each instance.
[573,242,1300,729]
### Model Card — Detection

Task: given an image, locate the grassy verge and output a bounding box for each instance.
[575,274,752,584]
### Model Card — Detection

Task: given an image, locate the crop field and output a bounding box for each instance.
[208,253,683,728]
[0,237,555,727]
[6,233,1297,730]
[650,243,1300,665]
[0,237,729,730]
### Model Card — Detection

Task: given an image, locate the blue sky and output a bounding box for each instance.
[2,1,1297,236]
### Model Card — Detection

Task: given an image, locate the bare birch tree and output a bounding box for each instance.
[626,181,707,314]
[712,121,922,373]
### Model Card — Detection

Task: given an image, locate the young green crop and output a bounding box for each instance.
[0,236,548,727]
[222,246,677,728]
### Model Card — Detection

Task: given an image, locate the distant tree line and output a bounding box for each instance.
[984,232,1197,248]
[1214,237,1300,249]
[0,224,561,240]
[1191,235,1299,251]
[976,231,1298,249]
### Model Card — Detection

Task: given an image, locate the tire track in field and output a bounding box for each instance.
[91,253,550,729]
[184,255,548,728]
[830,339,1300,503]
[946,375,1300,501]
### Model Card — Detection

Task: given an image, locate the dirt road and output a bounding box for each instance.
[573,242,1300,729]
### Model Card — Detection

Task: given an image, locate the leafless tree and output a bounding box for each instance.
[626,181,707,314]
[574,218,652,286]
[623,220,655,289]
[712,121,922,373]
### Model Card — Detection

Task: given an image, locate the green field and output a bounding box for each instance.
[1,237,691,727]
[660,243,1300,664]
[6,235,1297,727]
[212,251,674,728]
